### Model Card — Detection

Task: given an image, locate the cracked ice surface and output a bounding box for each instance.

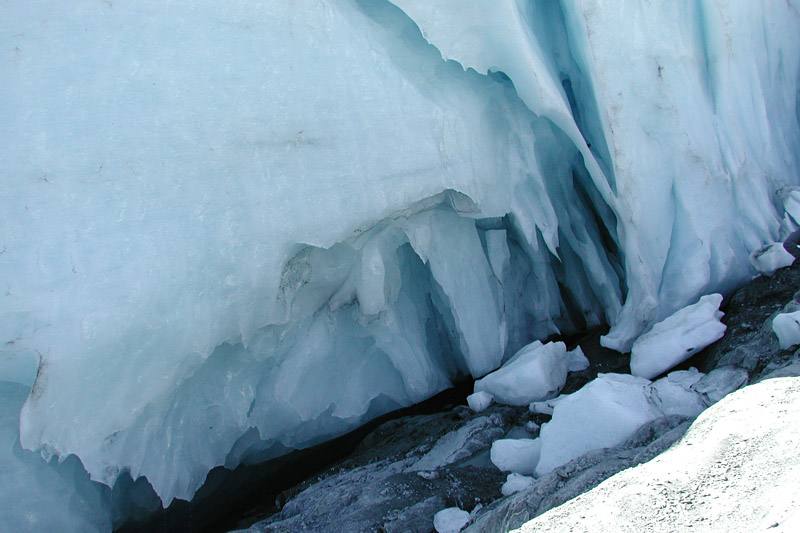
[1,0,799,524]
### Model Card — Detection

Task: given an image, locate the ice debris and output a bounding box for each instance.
[651,369,707,417]
[568,346,590,372]
[750,243,795,276]
[536,374,668,476]
[434,507,471,533]
[474,342,568,406]
[466,392,494,413]
[490,438,541,476]
[630,294,727,379]
[772,311,800,350]
[501,473,534,496]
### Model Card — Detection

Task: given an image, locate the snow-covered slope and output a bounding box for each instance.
[514,375,800,533]
[1,0,799,526]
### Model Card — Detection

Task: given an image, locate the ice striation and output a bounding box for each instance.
[1,0,799,527]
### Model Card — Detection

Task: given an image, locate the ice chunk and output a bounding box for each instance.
[474,342,568,406]
[651,369,707,418]
[750,243,795,275]
[490,438,541,476]
[630,294,727,379]
[501,473,534,496]
[772,311,800,350]
[535,374,662,476]
[466,392,494,413]
[567,346,590,372]
[434,507,470,533]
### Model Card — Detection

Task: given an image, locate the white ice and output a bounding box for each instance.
[1,0,798,521]
[490,438,541,476]
[434,507,471,533]
[750,243,795,276]
[568,346,590,372]
[535,374,662,476]
[536,370,711,476]
[772,311,800,350]
[651,369,707,418]
[474,342,568,406]
[466,392,494,413]
[501,473,534,496]
[630,294,727,379]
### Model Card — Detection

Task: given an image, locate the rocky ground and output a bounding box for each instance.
[227,262,800,533]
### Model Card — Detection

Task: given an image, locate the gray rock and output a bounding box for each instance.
[692,365,749,406]
[237,405,522,532]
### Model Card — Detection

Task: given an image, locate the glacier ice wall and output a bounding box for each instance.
[1,0,799,520]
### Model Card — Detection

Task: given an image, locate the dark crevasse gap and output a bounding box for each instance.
[116,380,476,533]
[116,321,637,533]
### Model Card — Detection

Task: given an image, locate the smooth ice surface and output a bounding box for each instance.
[630,294,727,379]
[535,374,663,476]
[773,311,800,350]
[434,507,471,533]
[490,438,541,476]
[474,342,568,406]
[501,473,534,496]
[1,0,799,516]
[750,243,795,276]
[467,392,494,413]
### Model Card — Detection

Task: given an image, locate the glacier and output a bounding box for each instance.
[1,0,799,527]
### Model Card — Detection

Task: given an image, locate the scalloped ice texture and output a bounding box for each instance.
[1,0,799,522]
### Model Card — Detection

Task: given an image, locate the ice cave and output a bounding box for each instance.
[1,0,799,531]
